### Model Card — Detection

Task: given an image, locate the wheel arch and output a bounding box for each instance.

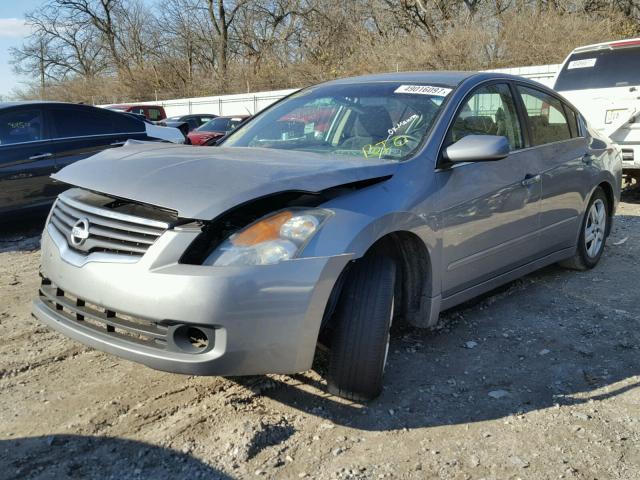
[370,231,435,328]
[320,230,438,336]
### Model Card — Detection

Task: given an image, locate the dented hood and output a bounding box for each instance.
[52,142,398,220]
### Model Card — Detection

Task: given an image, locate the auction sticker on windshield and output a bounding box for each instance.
[567,58,597,69]
[395,85,452,96]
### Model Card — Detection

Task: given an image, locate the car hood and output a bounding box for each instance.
[52,142,399,220]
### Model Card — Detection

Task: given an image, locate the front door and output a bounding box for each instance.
[436,83,543,298]
[0,107,56,214]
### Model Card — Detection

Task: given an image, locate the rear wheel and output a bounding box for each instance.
[560,187,609,270]
[327,255,396,401]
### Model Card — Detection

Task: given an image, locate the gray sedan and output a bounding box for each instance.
[33,72,621,401]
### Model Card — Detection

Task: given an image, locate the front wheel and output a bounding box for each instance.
[560,187,609,270]
[327,255,396,401]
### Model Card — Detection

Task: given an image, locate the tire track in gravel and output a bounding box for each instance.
[0,346,91,379]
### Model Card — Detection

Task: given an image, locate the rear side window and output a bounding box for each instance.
[50,107,116,138]
[564,107,580,137]
[147,108,163,121]
[0,109,45,145]
[517,86,572,146]
[449,83,523,150]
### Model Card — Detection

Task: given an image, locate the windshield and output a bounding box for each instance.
[555,47,640,91]
[198,117,244,132]
[222,82,451,161]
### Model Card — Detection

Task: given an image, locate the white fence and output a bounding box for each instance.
[110,88,298,118]
[486,64,561,87]
[108,64,561,118]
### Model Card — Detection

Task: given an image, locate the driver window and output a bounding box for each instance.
[449,83,523,150]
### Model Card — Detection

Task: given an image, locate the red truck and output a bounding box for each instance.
[106,104,167,121]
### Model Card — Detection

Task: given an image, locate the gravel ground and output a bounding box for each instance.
[1,189,639,480]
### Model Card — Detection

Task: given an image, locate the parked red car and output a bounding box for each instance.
[107,104,167,121]
[188,115,250,145]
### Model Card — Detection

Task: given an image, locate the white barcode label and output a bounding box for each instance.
[567,58,597,69]
[394,85,453,97]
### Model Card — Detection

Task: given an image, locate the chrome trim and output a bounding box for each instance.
[58,192,170,229]
[0,131,145,148]
[28,152,53,160]
[48,222,140,267]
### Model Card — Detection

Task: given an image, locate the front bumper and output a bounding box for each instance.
[33,225,351,376]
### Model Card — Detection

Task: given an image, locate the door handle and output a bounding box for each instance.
[521,174,541,187]
[28,153,53,160]
[110,141,127,147]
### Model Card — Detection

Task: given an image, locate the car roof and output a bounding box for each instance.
[108,104,164,108]
[319,71,477,88]
[0,100,82,109]
[570,37,640,53]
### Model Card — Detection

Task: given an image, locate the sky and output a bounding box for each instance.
[0,0,44,97]
[0,0,159,98]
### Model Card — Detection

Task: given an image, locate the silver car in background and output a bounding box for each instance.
[33,72,621,401]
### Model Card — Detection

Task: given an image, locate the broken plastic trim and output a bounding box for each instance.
[179,176,392,265]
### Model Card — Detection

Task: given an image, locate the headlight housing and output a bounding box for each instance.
[204,209,332,266]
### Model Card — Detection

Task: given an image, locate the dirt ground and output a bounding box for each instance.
[1,188,639,480]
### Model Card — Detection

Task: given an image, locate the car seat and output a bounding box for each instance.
[339,106,393,150]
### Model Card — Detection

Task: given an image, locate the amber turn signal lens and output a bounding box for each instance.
[231,211,294,246]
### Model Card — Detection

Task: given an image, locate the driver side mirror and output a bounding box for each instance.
[444,135,510,163]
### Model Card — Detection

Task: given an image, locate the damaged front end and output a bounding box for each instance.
[180,176,391,266]
[32,173,391,376]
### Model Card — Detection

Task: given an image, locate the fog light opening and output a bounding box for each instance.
[173,325,210,353]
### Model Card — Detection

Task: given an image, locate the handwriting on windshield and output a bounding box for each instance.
[387,114,418,137]
[363,135,410,158]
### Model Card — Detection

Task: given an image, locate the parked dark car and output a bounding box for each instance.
[106,104,167,121]
[165,114,217,132]
[0,101,150,218]
[187,115,250,145]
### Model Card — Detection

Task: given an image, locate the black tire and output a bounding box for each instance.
[560,187,609,271]
[327,255,396,401]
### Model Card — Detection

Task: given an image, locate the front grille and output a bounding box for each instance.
[39,277,169,350]
[48,190,171,257]
[622,148,634,162]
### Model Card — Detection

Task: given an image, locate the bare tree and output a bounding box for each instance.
[9,0,640,101]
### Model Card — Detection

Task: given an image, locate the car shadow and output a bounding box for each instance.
[0,213,47,253]
[232,214,640,432]
[1,434,233,480]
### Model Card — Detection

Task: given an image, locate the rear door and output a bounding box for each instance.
[436,82,543,297]
[48,105,147,175]
[515,84,589,254]
[0,106,57,214]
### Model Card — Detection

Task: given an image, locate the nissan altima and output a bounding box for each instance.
[32,72,621,401]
